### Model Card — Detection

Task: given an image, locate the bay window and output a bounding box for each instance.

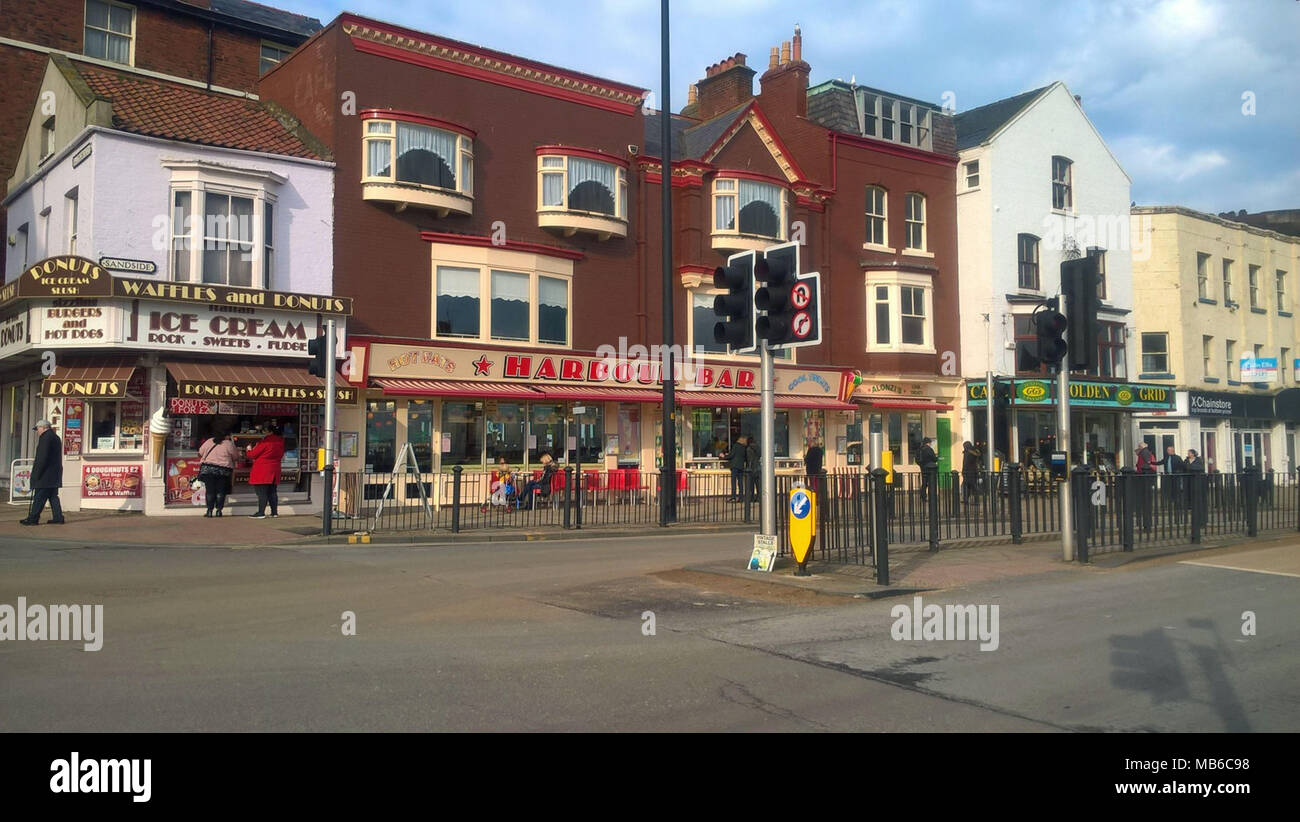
[363,113,474,216]
[536,150,628,239]
[866,272,934,353]
[712,176,786,251]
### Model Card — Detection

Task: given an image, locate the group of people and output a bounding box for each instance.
[1135,442,1205,475]
[483,453,558,512]
[196,424,286,518]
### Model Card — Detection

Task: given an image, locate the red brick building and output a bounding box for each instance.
[0,0,320,271]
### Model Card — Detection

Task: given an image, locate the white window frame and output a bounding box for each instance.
[1226,339,1236,381]
[1051,156,1072,212]
[40,117,55,161]
[854,90,932,149]
[536,154,627,220]
[84,0,136,66]
[430,247,573,349]
[964,160,980,190]
[903,192,927,253]
[1249,264,1261,309]
[1277,270,1288,313]
[1017,233,1040,291]
[86,398,144,453]
[865,270,935,354]
[364,118,474,197]
[864,186,889,250]
[1222,258,1234,305]
[1202,335,1214,379]
[710,176,786,241]
[164,161,282,290]
[1197,252,1210,299]
[1141,332,1169,374]
[259,41,294,75]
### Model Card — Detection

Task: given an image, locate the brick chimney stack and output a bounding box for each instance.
[693,52,756,120]
[760,26,811,117]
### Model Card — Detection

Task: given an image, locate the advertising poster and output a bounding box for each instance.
[63,399,84,455]
[165,457,202,505]
[83,464,143,498]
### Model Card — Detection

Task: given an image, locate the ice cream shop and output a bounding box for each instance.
[337,338,857,496]
[0,255,352,515]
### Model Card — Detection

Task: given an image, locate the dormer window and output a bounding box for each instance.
[711,175,786,252]
[853,89,934,150]
[535,148,628,240]
[362,111,474,217]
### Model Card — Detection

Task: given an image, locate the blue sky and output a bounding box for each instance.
[279,0,1298,213]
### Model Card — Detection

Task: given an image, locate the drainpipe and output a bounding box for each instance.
[206,22,214,91]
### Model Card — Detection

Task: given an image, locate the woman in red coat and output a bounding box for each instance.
[246,423,286,518]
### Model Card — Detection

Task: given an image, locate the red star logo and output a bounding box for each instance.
[472,355,493,376]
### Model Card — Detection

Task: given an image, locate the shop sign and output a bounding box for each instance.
[967,379,1174,410]
[125,301,320,356]
[170,398,215,415]
[1240,357,1277,383]
[0,311,27,358]
[175,381,356,404]
[0,256,352,316]
[373,343,759,391]
[63,399,84,455]
[98,257,157,275]
[780,369,849,396]
[82,464,143,498]
[42,378,132,399]
[30,301,117,346]
[1187,391,1274,419]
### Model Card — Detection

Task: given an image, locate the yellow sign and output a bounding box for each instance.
[789,487,816,566]
[317,448,326,471]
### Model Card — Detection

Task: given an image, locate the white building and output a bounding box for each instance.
[1,54,347,515]
[954,81,1154,467]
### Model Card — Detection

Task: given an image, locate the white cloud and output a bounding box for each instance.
[1112,136,1229,183]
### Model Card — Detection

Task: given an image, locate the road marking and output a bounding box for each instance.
[1179,560,1300,579]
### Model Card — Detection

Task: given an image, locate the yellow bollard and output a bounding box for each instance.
[882,449,894,484]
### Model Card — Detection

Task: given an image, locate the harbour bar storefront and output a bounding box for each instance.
[338,339,857,500]
[0,255,352,515]
[966,377,1177,468]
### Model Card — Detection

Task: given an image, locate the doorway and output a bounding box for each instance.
[1233,430,1269,471]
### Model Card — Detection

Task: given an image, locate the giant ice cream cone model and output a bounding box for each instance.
[149,408,170,465]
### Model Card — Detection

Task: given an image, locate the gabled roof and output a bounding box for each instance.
[71,59,329,161]
[644,104,751,161]
[210,0,322,38]
[953,85,1052,150]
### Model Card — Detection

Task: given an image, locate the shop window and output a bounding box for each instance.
[440,401,483,468]
[887,413,902,465]
[537,151,627,239]
[845,410,863,466]
[906,413,923,464]
[485,402,525,465]
[616,404,641,467]
[406,400,433,472]
[529,404,564,464]
[85,0,134,65]
[434,263,571,347]
[572,405,604,464]
[691,407,732,459]
[803,410,825,454]
[365,400,397,472]
[363,114,473,216]
[739,409,789,458]
[86,399,144,451]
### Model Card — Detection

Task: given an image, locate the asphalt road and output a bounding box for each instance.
[0,532,1295,732]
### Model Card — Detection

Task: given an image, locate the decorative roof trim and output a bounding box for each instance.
[420,231,586,261]
[700,103,812,185]
[343,17,647,116]
[535,145,629,168]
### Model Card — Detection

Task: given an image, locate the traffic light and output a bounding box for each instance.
[712,250,757,354]
[754,242,821,349]
[1061,256,1100,372]
[307,330,331,377]
[1035,298,1069,365]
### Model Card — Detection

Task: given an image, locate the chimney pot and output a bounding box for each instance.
[735,53,747,66]
[792,26,802,62]
[781,41,791,65]
[688,84,698,104]
[1074,94,1082,105]
[769,47,779,69]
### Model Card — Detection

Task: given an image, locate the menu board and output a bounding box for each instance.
[63,399,84,455]
[167,416,192,451]
[165,457,201,505]
[120,399,145,449]
[83,464,143,498]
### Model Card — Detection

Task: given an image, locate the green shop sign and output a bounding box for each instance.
[967,379,1175,410]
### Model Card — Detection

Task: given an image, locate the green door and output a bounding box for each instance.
[936,417,952,489]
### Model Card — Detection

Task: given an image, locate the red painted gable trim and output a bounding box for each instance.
[535,145,630,168]
[698,102,816,187]
[361,109,476,138]
[714,168,790,188]
[831,130,959,168]
[349,38,641,117]
[420,231,586,261]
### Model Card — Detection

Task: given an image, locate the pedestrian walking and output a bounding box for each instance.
[961,441,980,503]
[804,437,825,496]
[726,436,748,502]
[197,431,239,517]
[21,419,64,525]
[745,435,761,503]
[246,423,285,519]
[917,437,938,502]
[1135,443,1156,531]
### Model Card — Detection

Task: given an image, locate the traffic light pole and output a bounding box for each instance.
[1057,300,1074,562]
[657,0,676,527]
[985,370,995,474]
[760,342,775,537]
[322,318,336,537]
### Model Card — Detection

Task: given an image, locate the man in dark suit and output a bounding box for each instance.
[745,436,761,503]
[21,419,65,525]
[726,436,748,502]
[1157,445,1186,517]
